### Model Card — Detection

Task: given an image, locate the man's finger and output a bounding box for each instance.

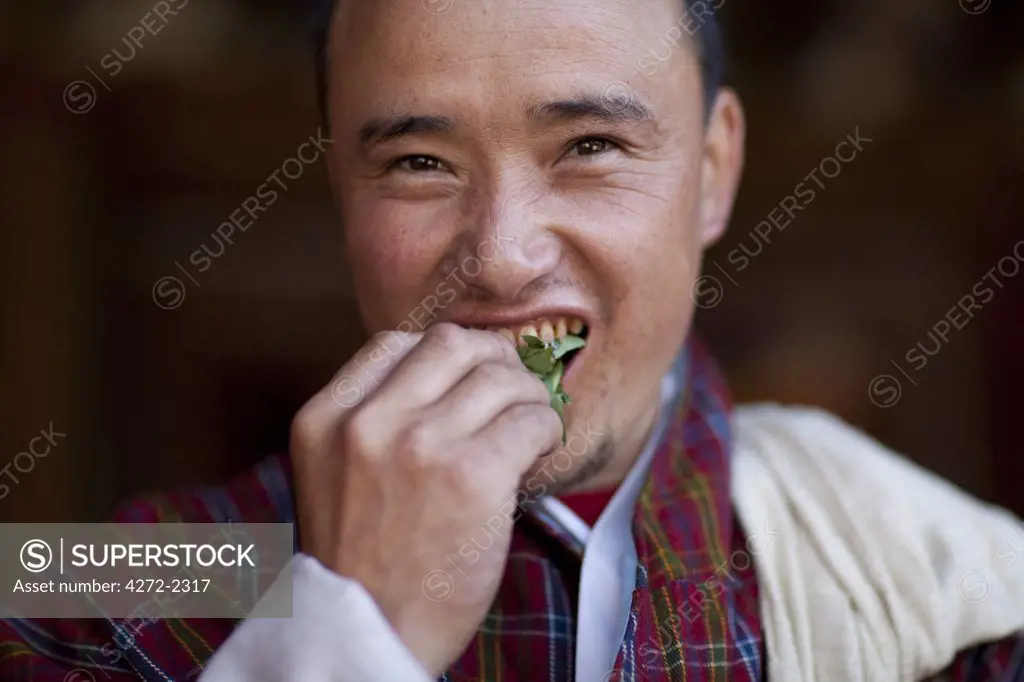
[469,403,563,478]
[312,331,425,415]
[373,323,523,412]
[425,362,552,438]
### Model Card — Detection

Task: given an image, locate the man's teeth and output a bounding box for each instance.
[488,317,586,347]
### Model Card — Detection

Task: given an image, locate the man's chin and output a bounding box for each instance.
[517,424,613,501]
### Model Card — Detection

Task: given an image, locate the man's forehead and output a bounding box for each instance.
[334,0,683,40]
[328,0,700,101]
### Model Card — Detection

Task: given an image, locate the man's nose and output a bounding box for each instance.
[453,192,562,301]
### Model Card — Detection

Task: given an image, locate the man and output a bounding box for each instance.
[3,0,1023,680]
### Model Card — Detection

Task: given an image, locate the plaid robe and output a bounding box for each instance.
[2,341,1022,681]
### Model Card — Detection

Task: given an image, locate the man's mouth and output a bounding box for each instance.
[469,316,589,365]
[456,313,590,441]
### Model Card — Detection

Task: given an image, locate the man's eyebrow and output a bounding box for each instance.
[357,95,654,149]
[527,94,655,125]
[358,115,457,149]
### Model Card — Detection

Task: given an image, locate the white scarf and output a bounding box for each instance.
[731,404,1024,682]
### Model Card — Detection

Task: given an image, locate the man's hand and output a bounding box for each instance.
[290,323,563,676]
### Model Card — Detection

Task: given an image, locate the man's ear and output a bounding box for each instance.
[698,88,746,249]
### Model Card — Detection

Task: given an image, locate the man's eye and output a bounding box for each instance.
[565,137,618,158]
[394,155,448,173]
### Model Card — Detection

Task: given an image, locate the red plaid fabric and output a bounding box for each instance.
[2,340,1021,681]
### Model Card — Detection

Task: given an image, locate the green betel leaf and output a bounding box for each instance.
[517,340,554,373]
[549,391,568,443]
[543,362,564,394]
[551,335,586,360]
[522,351,555,375]
[515,333,586,444]
[523,335,545,349]
[517,346,545,360]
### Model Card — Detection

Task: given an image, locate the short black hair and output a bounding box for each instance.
[310,0,724,124]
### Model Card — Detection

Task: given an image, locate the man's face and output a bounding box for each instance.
[325,0,742,492]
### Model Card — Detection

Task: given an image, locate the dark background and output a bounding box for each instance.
[1,0,1022,522]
